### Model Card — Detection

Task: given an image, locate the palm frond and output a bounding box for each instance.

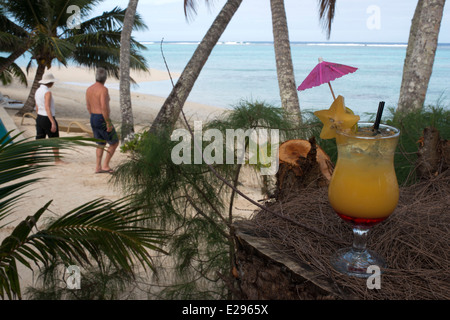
[0,31,25,52]
[1,0,149,86]
[184,0,212,21]
[0,60,27,86]
[70,39,148,80]
[0,9,29,53]
[72,6,147,35]
[32,197,167,269]
[0,131,166,299]
[0,197,166,299]
[0,4,31,36]
[0,201,52,299]
[0,132,98,222]
[0,0,47,31]
[317,0,336,39]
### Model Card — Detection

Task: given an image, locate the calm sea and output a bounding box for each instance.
[131,41,450,119]
[8,41,449,119]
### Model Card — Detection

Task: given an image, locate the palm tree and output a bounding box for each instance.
[113,100,296,299]
[397,0,446,113]
[0,6,29,84]
[270,0,337,123]
[149,0,337,133]
[0,0,149,116]
[149,0,244,134]
[270,0,301,122]
[0,59,27,86]
[0,6,26,71]
[120,0,141,143]
[0,132,166,299]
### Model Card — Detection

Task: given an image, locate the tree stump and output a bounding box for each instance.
[275,137,333,200]
[233,220,345,300]
[416,127,449,179]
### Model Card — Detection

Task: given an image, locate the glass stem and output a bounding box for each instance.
[352,226,369,253]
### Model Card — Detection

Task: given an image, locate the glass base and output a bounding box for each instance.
[331,247,386,278]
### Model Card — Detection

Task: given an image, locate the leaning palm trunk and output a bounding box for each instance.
[119,0,139,143]
[149,0,243,134]
[397,0,446,113]
[16,62,46,115]
[0,46,28,75]
[270,0,301,122]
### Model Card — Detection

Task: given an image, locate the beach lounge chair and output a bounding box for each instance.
[20,113,94,137]
[0,92,24,109]
[20,112,37,125]
[65,121,94,137]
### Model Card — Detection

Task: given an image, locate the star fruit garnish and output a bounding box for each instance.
[314,95,360,139]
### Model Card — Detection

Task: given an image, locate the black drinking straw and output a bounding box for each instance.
[373,101,385,134]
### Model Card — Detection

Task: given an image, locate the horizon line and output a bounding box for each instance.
[138,40,450,45]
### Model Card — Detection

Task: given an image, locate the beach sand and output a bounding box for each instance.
[0,66,264,298]
[1,66,225,125]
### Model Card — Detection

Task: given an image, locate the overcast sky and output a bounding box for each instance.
[93,0,450,43]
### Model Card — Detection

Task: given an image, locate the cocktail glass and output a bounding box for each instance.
[328,122,400,277]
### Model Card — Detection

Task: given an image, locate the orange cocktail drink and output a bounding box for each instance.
[313,97,401,276]
[328,123,400,226]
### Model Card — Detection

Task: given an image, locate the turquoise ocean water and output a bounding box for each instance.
[8,41,450,119]
[130,41,450,119]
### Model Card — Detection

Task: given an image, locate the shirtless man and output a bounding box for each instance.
[86,68,119,174]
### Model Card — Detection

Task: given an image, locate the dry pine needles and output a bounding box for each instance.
[250,170,450,300]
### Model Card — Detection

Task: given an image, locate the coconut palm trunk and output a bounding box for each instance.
[18,62,46,115]
[270,0,301,122]
[149,0,243,134]
[397,0,446,113]
[0,46,28,75]
[120,0,139,142]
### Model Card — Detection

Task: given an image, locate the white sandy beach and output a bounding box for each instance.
[0,66,264,298]
[1,66,226,125]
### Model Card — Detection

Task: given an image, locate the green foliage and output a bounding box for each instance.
[120,131,147,153]
[0,0,148,79]
[306,103,449,185]
[386,104,450,185]
[26,260,141,300]
[0,133,166,299]
[112,100,300,299]
[114,127,232,298]
[0,59,27,86]
[113,99,449,299]
[296,109,339,163]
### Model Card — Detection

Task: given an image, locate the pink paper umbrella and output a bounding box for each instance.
[297,57,358,100]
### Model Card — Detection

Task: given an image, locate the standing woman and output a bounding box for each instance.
[35,73,64,164]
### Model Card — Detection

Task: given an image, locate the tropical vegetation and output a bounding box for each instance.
[0,0,149,115]
[387,104,450,184]
[150,0,337,133]
[0,133,166,299]
[115,100,302,299]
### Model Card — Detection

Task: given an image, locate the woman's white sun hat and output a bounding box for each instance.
[39,73,58,84]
